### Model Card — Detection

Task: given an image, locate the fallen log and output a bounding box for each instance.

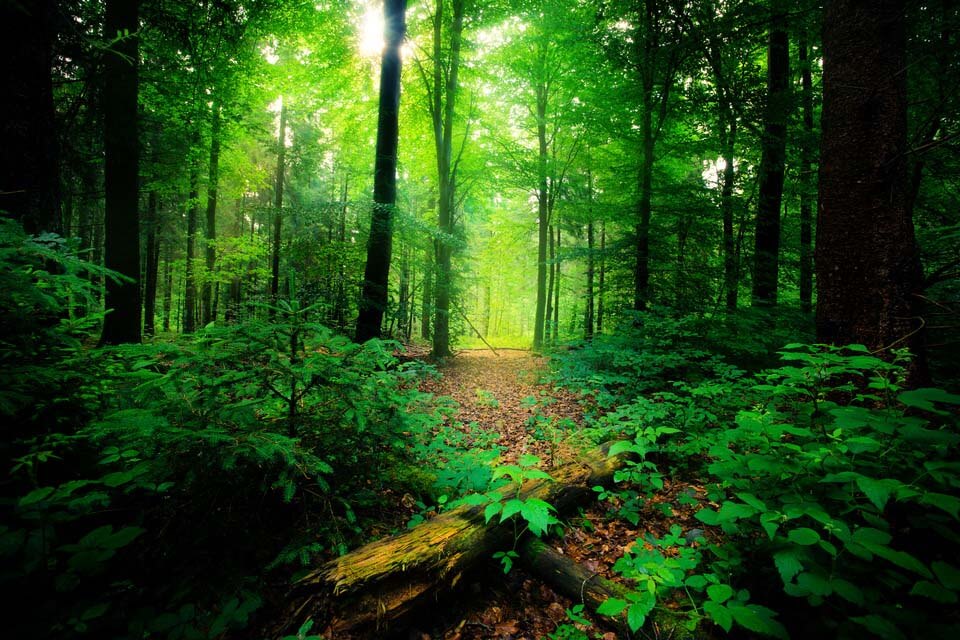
[283,441,628,636]
[519,537,633,636]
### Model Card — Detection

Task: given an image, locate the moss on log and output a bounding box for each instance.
[284,441,628,636]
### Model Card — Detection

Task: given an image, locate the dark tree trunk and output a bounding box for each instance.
[357,0,407,343]
[100,0,141,345]
[143,188,160,337]
[0,0,61,235]
[184,161,199,334]
[635,101,653,311]
[545,222,555,344]
[585,221,595,339]
[721,118,738,310]
[202,100,222,326]
[271,100,287,310]
[799,30,815,314]
[751,14,790,308]
[552,225,560,343]
[162,243,173,332]
[816,0,926,378]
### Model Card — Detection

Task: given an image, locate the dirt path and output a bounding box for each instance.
[419,349,587,467]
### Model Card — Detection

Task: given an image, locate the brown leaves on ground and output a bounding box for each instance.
[419,349,587,466]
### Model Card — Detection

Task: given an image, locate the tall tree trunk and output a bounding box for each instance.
[585,221,595,339]
[552,225,560,343]
[0,0,61,235]
[100,0,141,345]
[162,243,173,332]
[816,0,926,378]
[721,118,738,310]
[751,13,790,308]
[597,220,606,334]
[271,99,287,310]
[533,71,550,351]
[421,249,433,340]
[356,0,407,342]
[635,99,653,311]
[143,187,159,337]
[202,99,222,326]
[799,30,815,314]
[545,222,555,344]
[184,160,199,334]
[430,0,465,357]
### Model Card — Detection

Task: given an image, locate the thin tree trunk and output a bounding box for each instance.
[421,249,433,340]
[799,30,815,314]
[271,99,287,310]
[552,225,560,343]
[533,70,550,350]
[751,14,790,308]
[100,0,141,345]
[597,220,606,334]
[143,188,160,337]
[635,99,653,311]
[184,158,199,334]
[585,220,595,339]
[202,99,222,326]
[545,222,555,343]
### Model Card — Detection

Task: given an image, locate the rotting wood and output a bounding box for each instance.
[281,441,628,636]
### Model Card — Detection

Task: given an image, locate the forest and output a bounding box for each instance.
[1,0,959,638]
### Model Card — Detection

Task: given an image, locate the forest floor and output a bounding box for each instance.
[393,349,708,640]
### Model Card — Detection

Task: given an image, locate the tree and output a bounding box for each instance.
[100,0,141,345]
[816,0,927,375]
[751,9,789,308]
[356,0,408,342]
[0,0,61,235]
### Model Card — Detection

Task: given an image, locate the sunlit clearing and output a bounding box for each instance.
[358,5,384,57]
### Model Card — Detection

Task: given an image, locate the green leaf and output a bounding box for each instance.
[727,603,788,639]
[932,561,960,590]
[626,602,647,632]
[831,578,864,605]
[523,469,553,481]
[703,601,732,632]
[851,527,892,546]
[499,499,524,523]
[910,580,958,603]
[851,615,906,640]
[518,453,541,467]
[899,388,960,412]
[596,597,627,616]
[921,492,960,520]
[796,572,832,596]
[19,486,55,507]
[859,541,932,578]
[787,528,820,546]
[855,476,898,511]
[773,549,803,584]
[707,584,734,603]
[484,502,502,523]
[519,498,556,536]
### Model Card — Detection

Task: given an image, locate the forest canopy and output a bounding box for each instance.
[1,0,959,639]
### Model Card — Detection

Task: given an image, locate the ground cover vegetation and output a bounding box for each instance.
[1,0,958,638]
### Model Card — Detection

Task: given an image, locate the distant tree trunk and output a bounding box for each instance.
[0,0,61,235]
[421,250,433,340]
[143,188,160,337]
[100,0,141,345]
[357,1,406,342]
[799,30,815,314]
[397,244,410,339]
[751,13,790,308]
[184,161,199,334]
[721,118,738,310]
[162,244,173,333]
[271,99,287,310]
[545,222,555,343]
[202,99,222,326]
[552,225,560,343]
[816,0,926,378]
[334,177,348,330]
[597,220,606,334]
[585,221,595,339]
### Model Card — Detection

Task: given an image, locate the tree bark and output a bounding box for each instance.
[751,13,790,308]
[552,225,560,343]
[184,160,199,334]
[100,0,141,345]
[143,186,160,337]
[533,67,550,351]
[0,0,61,235]
[271,99,287,311]
[286,442,629,636]
[357,0,407,342]
[597,220,606,334]
[816,0,926,377]
[202,99,222,326]
[799,29,815,314]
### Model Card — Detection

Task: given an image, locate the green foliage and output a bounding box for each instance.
[559,334,960,638]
